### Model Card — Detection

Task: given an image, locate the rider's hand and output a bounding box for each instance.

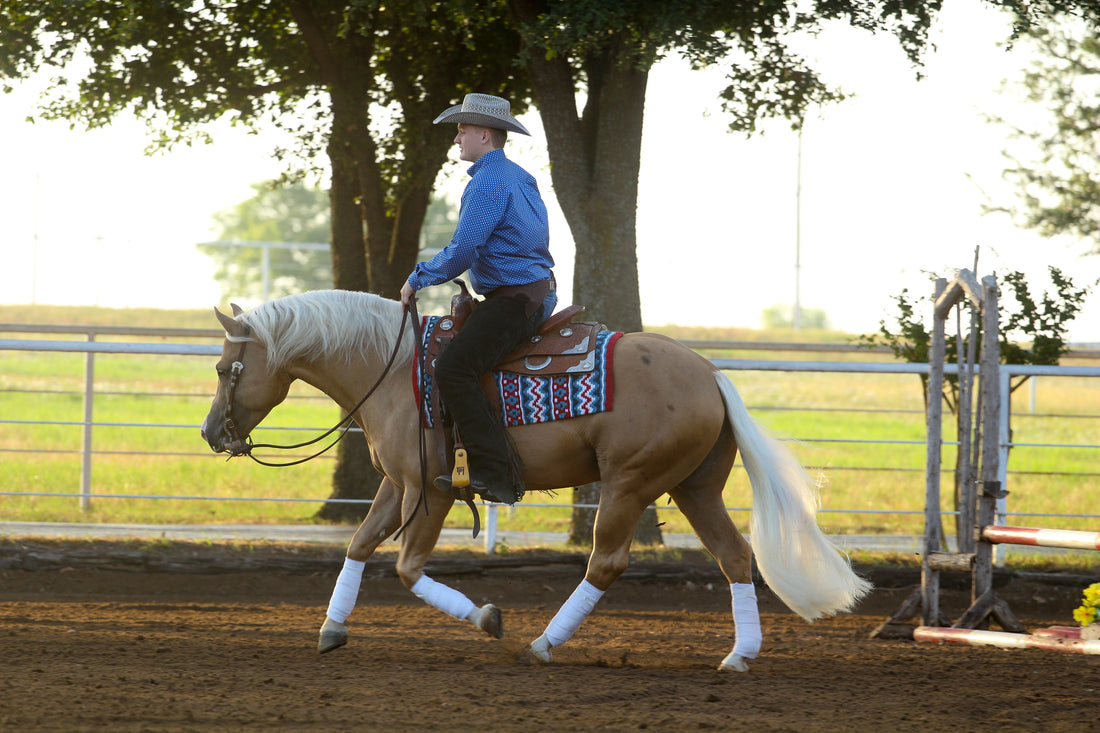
[400,280,415,307]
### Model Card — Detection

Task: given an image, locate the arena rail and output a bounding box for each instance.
[2,323,1098,554]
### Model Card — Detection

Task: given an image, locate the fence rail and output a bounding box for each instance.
[2,327,1098,551]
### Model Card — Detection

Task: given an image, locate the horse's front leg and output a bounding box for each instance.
[318,476,404,653]
[394,489,503,639]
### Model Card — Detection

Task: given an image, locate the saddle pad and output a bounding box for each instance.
[413,315,622,428]
[496,329,622,427]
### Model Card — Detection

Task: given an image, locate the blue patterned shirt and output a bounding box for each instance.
[408,149,555,313]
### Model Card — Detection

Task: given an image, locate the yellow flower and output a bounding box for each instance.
[1074,582,1100,628]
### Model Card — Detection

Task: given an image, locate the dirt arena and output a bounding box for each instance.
[1,538,1097,732]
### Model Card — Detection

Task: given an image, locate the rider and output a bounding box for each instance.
[399,93,556,505]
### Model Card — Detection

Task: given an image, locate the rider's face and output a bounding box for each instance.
[455,124,491,163]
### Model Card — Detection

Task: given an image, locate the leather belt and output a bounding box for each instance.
[486,275,554,318]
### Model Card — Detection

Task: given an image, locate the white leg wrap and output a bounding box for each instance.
[731,582,762,659]
[529,633,552,662]
[326,557,366,623]
[542,579,605,648]
[411,574,477,620]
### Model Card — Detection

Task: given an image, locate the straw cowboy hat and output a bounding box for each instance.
[433,93,531,136]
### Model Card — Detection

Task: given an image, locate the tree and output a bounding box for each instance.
[200,181,332,302]
[0,0,530,521]
[760,304,831,330]
[505,0,943,544]
[199,182,459,310]
[988,18,1100,253]
[505,0,945,334]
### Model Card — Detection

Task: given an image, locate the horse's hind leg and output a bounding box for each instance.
[669,420,761,672]
[527,483,656,663]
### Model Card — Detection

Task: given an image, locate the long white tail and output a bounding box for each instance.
[714,372,872,621]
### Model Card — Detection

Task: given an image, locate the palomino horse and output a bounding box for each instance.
[200,290,870,671]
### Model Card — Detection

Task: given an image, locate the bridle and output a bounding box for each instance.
[218,309,413,468]
[220,333,252,458]
[216,299,473,538]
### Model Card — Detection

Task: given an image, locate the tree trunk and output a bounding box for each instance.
[315,92,384,520]
[568,484,662,547]
[317,430,381,523]
[563,64,647,334]
[510,7,659,542]
[296,0,532,524]
[568,483,599,546]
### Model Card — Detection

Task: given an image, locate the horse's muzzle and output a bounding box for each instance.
[222,438,250,457]
[200,415,248,457]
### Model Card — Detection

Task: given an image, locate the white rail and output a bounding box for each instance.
[2,336,1098,553]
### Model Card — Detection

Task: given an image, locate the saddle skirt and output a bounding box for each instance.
[413,311,622,429]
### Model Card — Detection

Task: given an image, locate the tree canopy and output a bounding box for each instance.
[990,18,1100,254]
[200,181,332,303]
[0,0,528,295]
[0,0,530,517]
[505,0,946,332]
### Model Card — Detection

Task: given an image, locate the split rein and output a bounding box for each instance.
[219,299,466,538]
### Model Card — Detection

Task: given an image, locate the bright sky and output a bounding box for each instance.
[2,0,1099,342]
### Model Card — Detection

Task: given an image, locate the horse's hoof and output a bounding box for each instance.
[525,634,552,663]
[472,604,503,639]
[318,618,348,654]
[718,652,750,672]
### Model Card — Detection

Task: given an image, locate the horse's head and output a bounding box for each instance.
[201,304,294,456]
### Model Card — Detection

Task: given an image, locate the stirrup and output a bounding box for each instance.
[432,475,482,539]
[433,474,475,502]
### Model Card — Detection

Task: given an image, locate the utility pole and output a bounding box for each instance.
[32,173,40,304]
[793,125,803,332]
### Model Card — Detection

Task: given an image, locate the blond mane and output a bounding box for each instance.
[229,290,416,372]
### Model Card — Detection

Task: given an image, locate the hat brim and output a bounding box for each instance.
[433,106,531,136]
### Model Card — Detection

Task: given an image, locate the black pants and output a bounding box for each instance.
[435,294,543,487]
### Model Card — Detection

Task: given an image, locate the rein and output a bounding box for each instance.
[221,309,411,467]
[220,297,480,539]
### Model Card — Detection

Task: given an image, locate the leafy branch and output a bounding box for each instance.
[858,266,1092,409]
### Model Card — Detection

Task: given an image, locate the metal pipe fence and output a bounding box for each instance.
[2,326,1098,552]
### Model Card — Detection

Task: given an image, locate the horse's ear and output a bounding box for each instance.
[230,302,244,316]
[214,307,245,337]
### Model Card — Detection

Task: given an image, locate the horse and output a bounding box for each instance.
[200,289,871,671]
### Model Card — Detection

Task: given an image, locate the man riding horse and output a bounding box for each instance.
[399,93,556,507]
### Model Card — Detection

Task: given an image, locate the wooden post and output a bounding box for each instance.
[955,300,981,554]
[921,278,948,627]
[973,276,1001,613]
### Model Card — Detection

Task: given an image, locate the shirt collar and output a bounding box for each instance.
[467,148,505,177]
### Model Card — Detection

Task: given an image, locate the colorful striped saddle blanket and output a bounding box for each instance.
[414,315,622,428]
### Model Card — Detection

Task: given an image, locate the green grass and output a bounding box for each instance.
[1,305,1098,535]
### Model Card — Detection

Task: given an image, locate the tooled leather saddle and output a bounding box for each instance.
[422,280,598,381]
[417,279,603,481]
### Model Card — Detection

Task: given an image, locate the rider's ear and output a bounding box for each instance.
[215,306,247,337]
